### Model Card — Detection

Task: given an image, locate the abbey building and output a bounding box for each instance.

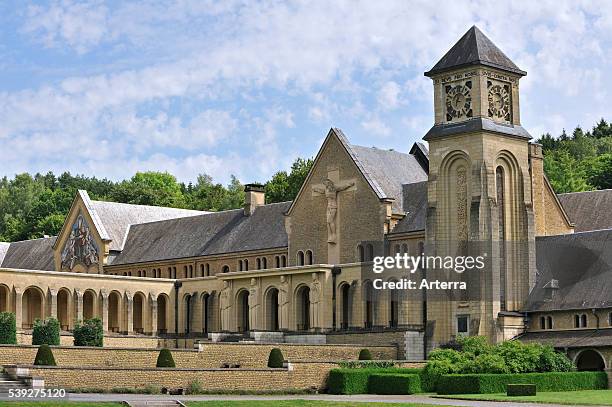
[1,27,611,369]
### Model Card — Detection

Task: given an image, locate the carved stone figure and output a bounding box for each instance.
[248,278,259,329]
[219,281,232,331]
[309,273,322,328]
[278,275,290,330]
[312,178,355,243]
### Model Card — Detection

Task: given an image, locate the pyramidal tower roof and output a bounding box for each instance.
[425,26,526,77]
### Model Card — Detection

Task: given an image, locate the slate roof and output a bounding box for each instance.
[0,236,57,271]
[109,202,291,266]
[519,329,612,349]
[88,200,205,251]
[0,242,9,266]
[425,26,526,77]
[391,181,428,234]
[525,229,612,312]
[423,118,532,141]
[558,189,612,232]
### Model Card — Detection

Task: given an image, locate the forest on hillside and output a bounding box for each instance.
[1,118,610,243]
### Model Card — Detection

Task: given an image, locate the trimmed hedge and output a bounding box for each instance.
[267,348,284,368]
[156,348,176,368]
[0,312,17,344]
[33,344,56,366]
[73,318,103,347]
[32,318,60,346]
[507,383,536,396]
[369,373,422,395]
[328,368,422,395]
[437,372,608,394]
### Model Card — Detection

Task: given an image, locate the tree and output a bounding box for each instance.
[0,312,17,344]
[544,150,592,193]
[32,317,60,346]
[111,172,186,207]
[33,344,56,366]
[265,157,313,203]
[73,318,104,347]
[586,153,612,190]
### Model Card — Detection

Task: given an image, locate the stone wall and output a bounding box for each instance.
[326,330,407,357]
[0,342,396,369]
[17,333,161,348]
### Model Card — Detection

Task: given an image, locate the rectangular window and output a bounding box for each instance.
[457,315,469,335]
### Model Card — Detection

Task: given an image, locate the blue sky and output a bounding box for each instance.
[1,1,611,185]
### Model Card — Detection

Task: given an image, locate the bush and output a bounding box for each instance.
[358,349,372,360]
[0,312,17,344]
[456,336,491,356]
[328,368,422,394]
[32,318,60,346]
[156,348,175,368]
[538,345,574,372]
[493,340,541,374]
[187,380,203,394]
[420,359,456,392]
[267,348,284,368]
[436,372,608,394]
[73,318,103,347]
[465,353,509,374]
[368,373,422,395]
[507,383,536,396]
[33,344,56,366]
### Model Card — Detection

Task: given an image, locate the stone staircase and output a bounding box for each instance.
[0,370,30,394]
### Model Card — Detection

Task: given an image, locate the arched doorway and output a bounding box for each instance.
[83,290,96,320]
[265,288,279,331]
[22,287,44,329]
[236,290,249,332]
[108,291,122,333]
[389,281,399,328]
[0,285,9,313]
[184,294,193,334]
[339,283,351,329]
[576,349,606,371]
[202,293,211,335]
[57,289,71,331]
[363,281,374,329]
[157,295,168,334]
[295,286,310,331]
[133,292,146,334]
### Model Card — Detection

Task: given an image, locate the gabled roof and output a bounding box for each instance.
[557,189,612,232]
[287,128,428,215]
[525,229,612,312]
[0,242,9,266]
[390,181,428,234]
[425,26,526,77]
[109,202,291,266]
[0,236,56,271]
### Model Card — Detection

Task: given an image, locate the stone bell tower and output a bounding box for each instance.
[423,26,536,345]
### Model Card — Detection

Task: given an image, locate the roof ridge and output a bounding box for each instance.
[5,235,57,244]
[90,199,205,212]
[558,188,612,196]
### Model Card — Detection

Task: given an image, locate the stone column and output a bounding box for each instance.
[350,281,362,328]
[13,288,23,331]
[48,289,58,320]
[150,295,158,336]
[374,290,389,328]
[125,292,134,335]
[74,289,83,323]
[100,290,109,333]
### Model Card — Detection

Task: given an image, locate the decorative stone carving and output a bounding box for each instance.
[312,178,355,243]
[248,278,260,329]
[61,213,99,271]
[219,281,232,331]
[309,273,321,328]
[456,167,468,242]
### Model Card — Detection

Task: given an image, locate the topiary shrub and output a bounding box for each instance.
[368,373,422,395]
[156,348,175,368]
[358,349,372,360]
[33,344,56,366]
[0,312,17,344]
[73,318,103,347]
[328,368,422,394]
[32,318,60,346]
[267,348,284,368]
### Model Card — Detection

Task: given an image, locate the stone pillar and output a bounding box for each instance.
[125,292,134,335]
[350,281,362,328]
[191,294,203,334]
[14,288,23,331]
[48,289,58,320]
[100,290,109,333]
[150,295,158,336]
[74,289,83,323]
[374,290,389,328]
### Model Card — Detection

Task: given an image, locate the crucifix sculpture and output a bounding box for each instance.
[312,177,355,244]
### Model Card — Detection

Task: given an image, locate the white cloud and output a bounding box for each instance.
[361,116,391,137]
[377,81,402,110]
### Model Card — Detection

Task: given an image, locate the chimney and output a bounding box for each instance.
[244,183,265,216]
[543,279,559,301]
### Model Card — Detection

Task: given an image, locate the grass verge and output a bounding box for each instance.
[435,389,612,405]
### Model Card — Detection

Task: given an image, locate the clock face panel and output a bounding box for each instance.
[488,81,511,122]
[445,81,473,121]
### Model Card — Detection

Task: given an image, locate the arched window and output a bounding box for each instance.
[540,316,546,330]
[262,257,267,269]
[205,264,210,276]
[200,264,205,277]
[222,265,230,273]
[281,255,287,267]
[358,245,364,262]
[297,251,305,266]
[306,250,313,265]
[546,316,553,329]
[496,166,507,312]
[244,259,249,271]
[401,243,408,254]
[366,244,374,261]
[394,244,400,255]
[239,260,243,271]
[275,256,280,268]
[574,314,580,328]
[581,314,587,328]
[189,265,193,278]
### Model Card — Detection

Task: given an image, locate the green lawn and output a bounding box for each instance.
[0,403,120,406]
[437,389,612,405]
[186,402,451,407]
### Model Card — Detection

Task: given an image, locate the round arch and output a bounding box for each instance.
[235,289,250,332]
[108,290,123,333]
[264,286,279,331]
[0,284,10,313]
[338,281,351,330]
[57,288,72,330]
[575,349,606,371]
[22,286,45,329]
[133,292,146,334]
[156,293,170,334]
[294,284,310,331]
[83,290,97,320]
